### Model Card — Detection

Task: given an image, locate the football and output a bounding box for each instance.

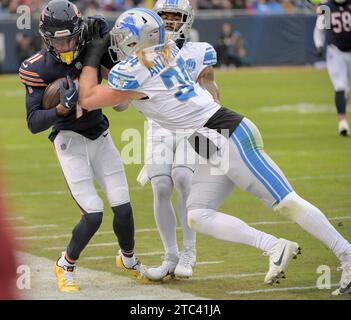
[42,77,68,110]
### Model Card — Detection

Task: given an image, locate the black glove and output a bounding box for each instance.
[85,15,109,42]
[59,76,78,110]
[84,21,110,68]
[316,46,324,57]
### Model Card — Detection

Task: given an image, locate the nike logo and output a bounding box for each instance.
[23,63,28,68]
[102,133,108,137]
[273,246,286,266]
[66,93,76,101]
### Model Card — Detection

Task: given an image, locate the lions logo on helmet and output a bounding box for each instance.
[153,0,195,47]
[109,8,165,63]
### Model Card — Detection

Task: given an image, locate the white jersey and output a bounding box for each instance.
[108,41,220,133]
[147,41,217,132]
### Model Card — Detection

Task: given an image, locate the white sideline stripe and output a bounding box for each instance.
[227,284,338,295]
[191,272,266,281]
[3,172,351,198]
[17,216,351,241]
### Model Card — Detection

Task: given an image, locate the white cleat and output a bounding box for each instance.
[332,261,351,296]
[144,254,178,281]
[338,119,349,137]
[174,246,196,278]
[263,239,301,285]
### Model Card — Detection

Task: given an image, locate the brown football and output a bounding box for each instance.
[42,77,68,110]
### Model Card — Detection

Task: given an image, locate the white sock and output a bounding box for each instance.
[57,253,75,267]
[172,167,196,250]
[188,209,279,251]
[151,176,179,257]
[121,253,136,268]
[277,192,351,262]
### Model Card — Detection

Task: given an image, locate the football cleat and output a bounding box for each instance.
[54,258,80,293]
[144,254,179,281]
[332,261,351,296]
[116,251,148,283]
[338,119,349,137]
[174,246,196,278]
[263,239,301,285]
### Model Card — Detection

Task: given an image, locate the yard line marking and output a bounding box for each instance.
[3,173,351,198]
[0,216,24,221]
[289,173,351,181]
[82,252,165,260]
[196,261,224,266]
[190,272,266,281]
[12,224,57,230]
[17,216,351,241]
[0,186,147,197]
[227,284,338,295]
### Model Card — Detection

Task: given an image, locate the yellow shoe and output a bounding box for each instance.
[54,263,80,293]
[116,253,150,284]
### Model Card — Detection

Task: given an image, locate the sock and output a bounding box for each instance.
[121,251,136,268]
[172,167,196,250]
[188,208,279,251]
[66,212,103,261]
[277,192,351,262]
[57,254,76,267]
[112,202,135,253]
[151,176,179,257]
[335,91,346,115]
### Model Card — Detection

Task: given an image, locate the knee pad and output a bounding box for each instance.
[171,167,192,196]
[75,194,104,214]
[275,191,313,220]
[83,211,103,229]
[187,208,215,231]
[150,176,173,200]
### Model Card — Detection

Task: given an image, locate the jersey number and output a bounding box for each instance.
[160,57,196,102]
[331,11,351,33]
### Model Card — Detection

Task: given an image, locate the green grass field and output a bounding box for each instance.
[1,67,351,300]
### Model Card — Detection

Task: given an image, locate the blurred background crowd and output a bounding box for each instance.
[0,0,308,15]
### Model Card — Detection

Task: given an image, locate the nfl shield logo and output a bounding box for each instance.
[61,144,67,150]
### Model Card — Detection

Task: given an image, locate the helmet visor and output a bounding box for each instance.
[48,32,81,64]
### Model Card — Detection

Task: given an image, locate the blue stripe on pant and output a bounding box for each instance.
[231,122,292,204]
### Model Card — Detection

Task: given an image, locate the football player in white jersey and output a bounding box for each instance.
[135,0,220,281]
[77,9,351,294]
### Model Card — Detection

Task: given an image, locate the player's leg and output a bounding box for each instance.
[143,128,179,280]
[187,162,290,284]
[91,131,145,278]
[53,131,104,292]
[171,137,196,277]
[327,45,350,136]
[228,118,351,292]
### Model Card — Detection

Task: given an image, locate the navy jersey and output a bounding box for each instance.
[323,0,351,52]
[19,47,114,141]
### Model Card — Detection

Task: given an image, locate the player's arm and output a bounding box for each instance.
[19,63,67,134]
[314,13,325,55]
[197,66,220,103]
[78,66,143,110]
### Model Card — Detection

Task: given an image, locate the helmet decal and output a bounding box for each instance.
[120,16,140,38]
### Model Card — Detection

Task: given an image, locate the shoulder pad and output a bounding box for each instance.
[108,56,145,90]
[202,43,217,66]
[18,52,48,87]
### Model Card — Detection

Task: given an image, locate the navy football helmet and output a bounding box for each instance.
[39,0,85,64]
